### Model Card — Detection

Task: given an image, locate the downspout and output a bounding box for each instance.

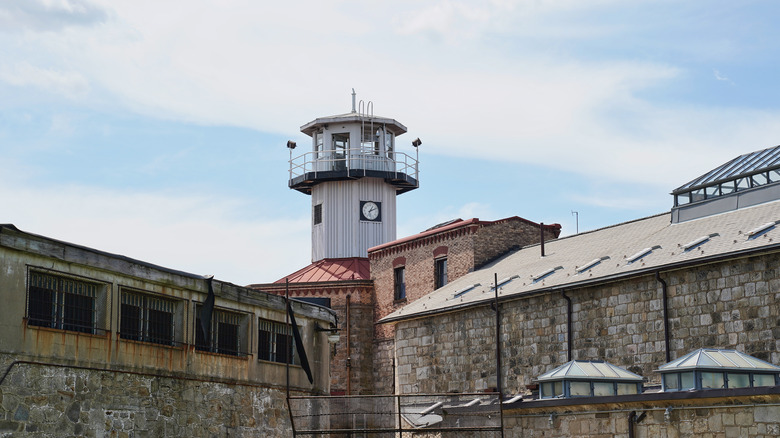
[346,294,352,395]
[655,272,671,363]
[493,272,502,401]
[628,411,636,438]
[561,290,572,362]
[540,223,545,257]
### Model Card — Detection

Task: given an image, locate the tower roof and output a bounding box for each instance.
[274,257,371,283]
[300,113,408,137]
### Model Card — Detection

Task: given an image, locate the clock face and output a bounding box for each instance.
[361,201,381,221]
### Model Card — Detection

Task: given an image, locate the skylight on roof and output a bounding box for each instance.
[532,266,563,283]
[626,245,661,265]
[576,257,610,274]
[490,275,519,291]
[683,233,719,252]
[453,283,481,298]
[747,221,778,240]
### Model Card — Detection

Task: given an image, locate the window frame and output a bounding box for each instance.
[434,257,448,289]
[393,266,406,301]
[26,268,109,336]
[195,305,250,357]
[258,318,299,365]
[119,287,183,347]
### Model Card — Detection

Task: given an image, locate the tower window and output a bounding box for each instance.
[313,203,322,225]
[394,267,406,301]
[435,257,448,289]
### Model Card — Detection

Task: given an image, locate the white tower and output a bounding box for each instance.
[288,94,419,262]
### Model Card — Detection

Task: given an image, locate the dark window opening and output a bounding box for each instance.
[435,258,448,289]
[394,267,406,301]
[314,203,323,225]
[196,307,245,356]
[120,291,176,346]
[27,271,99,334]
[258,319,296,364]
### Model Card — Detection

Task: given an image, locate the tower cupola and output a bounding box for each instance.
[288,92,420,262]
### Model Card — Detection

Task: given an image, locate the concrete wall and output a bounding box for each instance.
[0,225,336,436]
[392,252,780,395]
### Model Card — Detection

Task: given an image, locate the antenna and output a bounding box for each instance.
[571,211,579,234]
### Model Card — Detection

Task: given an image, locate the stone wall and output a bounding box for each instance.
[504,398,780,437]
[0,355,294,437]
[393,252,780,395]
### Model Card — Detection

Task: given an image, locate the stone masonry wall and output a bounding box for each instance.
[394,252,780,395]
[0,355,294,437]
[504,400,780,437]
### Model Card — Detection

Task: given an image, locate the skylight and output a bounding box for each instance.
[576,257,610,274]
[626,245,661,265]
[683,233,719,252]
[532,266,563,283]
[453,283,481,298]
[747,221,778,240]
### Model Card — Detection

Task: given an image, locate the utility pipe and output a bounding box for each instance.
[346,294,352,395]
[561,290,572,362]
[655,272,671,363]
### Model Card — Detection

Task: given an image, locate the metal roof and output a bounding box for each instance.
[300,113,408,137]
[658,349,780,373]
[274,257,371,283]
[673,145,780,193]
[536,361,643,382]
[380,199,780,323]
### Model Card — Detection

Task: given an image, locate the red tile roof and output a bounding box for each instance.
[275,257,371,283]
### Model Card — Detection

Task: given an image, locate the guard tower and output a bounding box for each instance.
[288,92,420,262]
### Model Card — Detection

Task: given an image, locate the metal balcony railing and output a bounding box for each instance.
[289,148,419,186]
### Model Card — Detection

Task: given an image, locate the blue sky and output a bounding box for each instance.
[2,0,780,285]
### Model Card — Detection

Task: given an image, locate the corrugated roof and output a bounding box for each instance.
[537,361,643,382]
[673,145,780,193]
[380,199,780,323]
[275,257,370,283]
[658,349,780,373]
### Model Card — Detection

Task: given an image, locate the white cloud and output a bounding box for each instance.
[0,62,90,98]
[3,0,779,193]
[0,179,310,286]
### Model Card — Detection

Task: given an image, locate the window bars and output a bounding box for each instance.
[27,270,107,335]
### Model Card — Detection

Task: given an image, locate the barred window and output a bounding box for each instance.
[120,290,179,346]
[195,307,248,357]
[27,270,107,334]
[258,319,297,364]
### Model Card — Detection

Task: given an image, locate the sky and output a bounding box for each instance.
[2,0,780,286]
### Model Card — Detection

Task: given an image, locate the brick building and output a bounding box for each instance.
[368,217,561,394]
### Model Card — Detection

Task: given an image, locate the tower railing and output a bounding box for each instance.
[289,148,419,185]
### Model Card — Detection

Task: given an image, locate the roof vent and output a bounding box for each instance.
[626,245,661,265]
[747,221,779,240]
[576,256,610,274]
[532,266,563,283]
[683,233,719,252]
[453,283,481,298]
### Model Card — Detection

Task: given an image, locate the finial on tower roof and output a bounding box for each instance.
[351,88,356,113]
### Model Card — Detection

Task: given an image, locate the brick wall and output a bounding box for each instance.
[393,252,780,395]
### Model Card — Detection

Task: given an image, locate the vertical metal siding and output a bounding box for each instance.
[311,178,396,261]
